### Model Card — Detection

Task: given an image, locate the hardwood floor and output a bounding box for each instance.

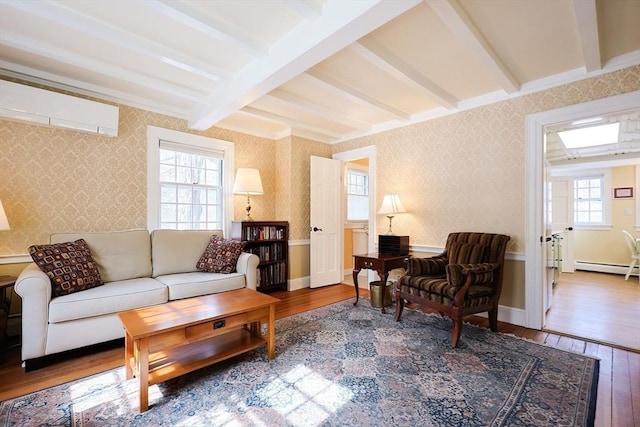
[0,284,638,427]
[545,271,640,351]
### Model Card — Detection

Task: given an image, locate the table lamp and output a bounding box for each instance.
[378,194,406,235]
[0,200,10,231]
[233,168,263,221]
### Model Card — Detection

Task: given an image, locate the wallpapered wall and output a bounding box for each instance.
[0,97,279,256]
[332,65,640,255]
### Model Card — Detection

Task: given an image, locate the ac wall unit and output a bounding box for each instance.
[0,80,119,137]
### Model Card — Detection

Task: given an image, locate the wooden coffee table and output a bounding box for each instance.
[117,288,279,412]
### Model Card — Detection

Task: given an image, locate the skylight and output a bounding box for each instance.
[558,123,620,149]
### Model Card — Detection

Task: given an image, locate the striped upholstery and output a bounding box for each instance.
[395,232,510,348]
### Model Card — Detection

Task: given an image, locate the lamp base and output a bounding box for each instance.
[245,195,254,221]
[385,215,395,235]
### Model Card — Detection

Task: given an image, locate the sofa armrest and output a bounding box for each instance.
[236,252,260,291]
[14,263,52,361]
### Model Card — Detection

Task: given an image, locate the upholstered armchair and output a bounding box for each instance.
[395,232,510,347]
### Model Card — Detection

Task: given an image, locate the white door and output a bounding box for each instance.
[310,156,342,288]
[550,176,575,273]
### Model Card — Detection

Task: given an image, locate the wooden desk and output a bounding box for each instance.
[352,253,408,313]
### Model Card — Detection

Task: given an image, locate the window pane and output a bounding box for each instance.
[177,186,192,203]
[160,204,176,222]
[159,165,175,182]
[160,184,176,203]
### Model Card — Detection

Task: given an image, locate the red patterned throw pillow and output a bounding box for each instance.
[196,235,245,274]
[28,239,103,297]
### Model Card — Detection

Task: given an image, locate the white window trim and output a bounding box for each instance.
[571,168,612,230]
[147,126,234,235]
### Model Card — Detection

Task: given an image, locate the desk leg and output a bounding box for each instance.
[377,271,390,314]
[352,268,361,306]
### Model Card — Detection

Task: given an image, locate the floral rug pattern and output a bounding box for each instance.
[0,299,598,426]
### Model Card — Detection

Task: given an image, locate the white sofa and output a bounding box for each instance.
[15,229,260,369]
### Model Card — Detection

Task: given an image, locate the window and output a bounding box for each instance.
[147,126,234,232]
[159,147,222,229]
[574,175,603,224]
[346,169,369,221]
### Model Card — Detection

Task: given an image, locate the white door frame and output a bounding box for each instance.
[334,146,377,285]
[524,90,640,329]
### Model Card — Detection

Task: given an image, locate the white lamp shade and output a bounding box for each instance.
[0,199,10,231]
[233,168,264,195]
[377,194,406,215]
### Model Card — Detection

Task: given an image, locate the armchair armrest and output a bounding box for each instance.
[406,255,447,276]
[446,262,497,288]
[236,252,260,290]
[14,263,51,361]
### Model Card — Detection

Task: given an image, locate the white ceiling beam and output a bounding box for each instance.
[281,0,325,21]
[426,0,519,93]
[139,0,268,56]
[351,40,457,109]
[241,106,342,139]
[189,0,422,130]
[266,90,373,130]
[0,32,204,102]
[3,0,229,82]
[306,69,411,120]
[572,0,602,72]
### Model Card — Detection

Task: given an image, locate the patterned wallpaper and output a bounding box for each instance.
[333,65,640,253]
[1,66,639,257]
[0,96,277,255]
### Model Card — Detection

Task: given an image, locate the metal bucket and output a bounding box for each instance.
[369,281,392,308]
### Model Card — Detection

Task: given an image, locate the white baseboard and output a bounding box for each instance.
[288,276,310,291]
[575,261,634,276]
[474,305,527,328]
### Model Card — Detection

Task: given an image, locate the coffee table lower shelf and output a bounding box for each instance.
[135,329,266,386]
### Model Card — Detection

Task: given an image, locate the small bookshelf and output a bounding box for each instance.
[231,221,289,292]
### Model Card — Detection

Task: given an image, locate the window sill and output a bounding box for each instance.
[574,224,613,231]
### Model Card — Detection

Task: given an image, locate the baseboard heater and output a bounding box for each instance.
[575,261,634,276]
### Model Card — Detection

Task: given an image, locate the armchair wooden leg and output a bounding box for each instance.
[394,297,405,321]
[488,307,498,332]
[451,316,463,348]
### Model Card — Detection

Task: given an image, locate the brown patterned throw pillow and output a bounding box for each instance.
[29,239,103,297]
[196,235,245,274]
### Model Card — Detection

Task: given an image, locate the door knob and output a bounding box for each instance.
[312,227,323,232]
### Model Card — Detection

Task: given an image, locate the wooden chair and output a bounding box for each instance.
[622,230,639,282]
[395,232,510,347]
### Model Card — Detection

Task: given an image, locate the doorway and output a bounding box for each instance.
[525,90,640,334]
[333,146,377,289]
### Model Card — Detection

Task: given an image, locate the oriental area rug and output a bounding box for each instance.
[0,299,598,427]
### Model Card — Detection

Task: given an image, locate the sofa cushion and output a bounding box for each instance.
[48,277,168,323]
[28,239,103,297]
[51,230,151,283]
[447,242,487,265]
[156,272,246,300]
[196,235,245,274]
[151,229,223,277]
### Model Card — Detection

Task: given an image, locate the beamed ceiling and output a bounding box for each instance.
[1,0,640,155]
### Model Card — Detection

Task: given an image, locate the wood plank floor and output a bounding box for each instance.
[545,271,640,351]
[0,284,638,427]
